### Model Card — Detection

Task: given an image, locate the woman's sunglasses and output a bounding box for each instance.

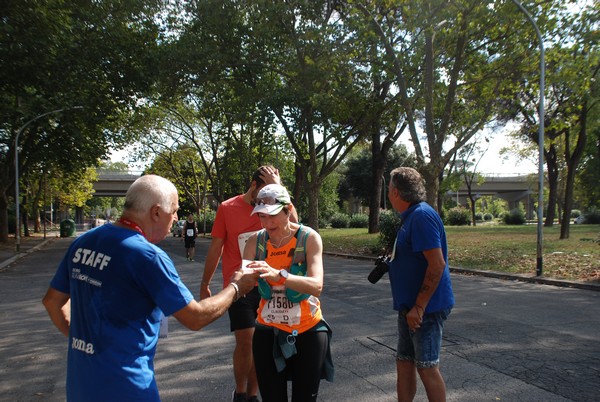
[256,196,283,206]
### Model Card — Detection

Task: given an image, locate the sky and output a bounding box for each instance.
[466,130,538,176]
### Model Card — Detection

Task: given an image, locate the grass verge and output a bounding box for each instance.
[320,224,599,283]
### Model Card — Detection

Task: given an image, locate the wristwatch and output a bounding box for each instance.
[278,269,289,283]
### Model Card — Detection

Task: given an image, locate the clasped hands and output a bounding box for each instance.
[229,261,279,296]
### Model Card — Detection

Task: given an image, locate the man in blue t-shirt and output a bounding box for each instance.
[386,167,454,402]
[42,175,259,401]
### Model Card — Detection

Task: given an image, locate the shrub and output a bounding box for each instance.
[583,207,600,224]
[503,208,526,225]
[475,212,484,221]
[377,210,402,253]
[445,207,471,226]
[349,214,369,228]
[571,209,582,218]
[330,212,350,228]
[197,210,216,234]
[483,213,494,221]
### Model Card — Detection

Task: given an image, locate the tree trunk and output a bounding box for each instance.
[369,128,385,234]
[0,192,8,242]
[21,194,30,237]
[560,167,577,239]
[560,103,588,239]
[306,180,320,231]
[544,145,559,227]
[33,177,44,233]
[421,167,441,212]
[469,196,477,226]
[292,161,305,222]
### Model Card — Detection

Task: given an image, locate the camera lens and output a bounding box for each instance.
[368,258,389,284]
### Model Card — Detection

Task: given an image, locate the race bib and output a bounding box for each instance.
[260,286,301,326]
[238,230,260,257]
[186,229,195,237]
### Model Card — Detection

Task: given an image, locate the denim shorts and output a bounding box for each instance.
[396,308,451,368]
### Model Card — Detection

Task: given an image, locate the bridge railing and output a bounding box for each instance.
[96,169,143,178]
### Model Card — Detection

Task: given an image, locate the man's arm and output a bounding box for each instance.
[175,270,259,331]
[406,247,446,331]
[200,237,225,299]
[42,288,71,337]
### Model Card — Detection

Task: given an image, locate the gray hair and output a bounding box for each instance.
[389,167,427,204]
[124,175,177,213]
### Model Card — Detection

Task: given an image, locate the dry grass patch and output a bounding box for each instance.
[320,225,599,283]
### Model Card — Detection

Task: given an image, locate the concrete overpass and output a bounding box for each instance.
[451,174,539,218]
[94,170,539,217]
[93,170,141,197]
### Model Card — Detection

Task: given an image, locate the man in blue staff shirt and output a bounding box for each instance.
[42,174,259,401]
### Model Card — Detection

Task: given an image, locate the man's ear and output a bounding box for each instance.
[151,205,161,220]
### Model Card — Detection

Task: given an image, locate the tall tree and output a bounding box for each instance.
[348,0,562,210]
[506,5,599,237]
[0,0,164,242]
[338,143,416,210]
[456,136,490,225]
[248,1,376,229]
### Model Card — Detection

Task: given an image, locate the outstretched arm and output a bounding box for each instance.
[175,270,260,331]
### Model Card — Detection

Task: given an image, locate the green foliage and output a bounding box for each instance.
[86,196,125,220]
[480,196,508,218]
[571,209,582,218]
[483,213,494,221]
[349,214,369,228]
[338,144,416,206]
[503,208,526,225]
[145,143,211,213]
[52,167,98,209]
[377,210,401,253]
[330,213,350,229]
[197,210,216,234]
[475,212,484,221]
[445,207,472,226]
[316,172,342,225]
[580,207,600,224]
[0,0,165,240]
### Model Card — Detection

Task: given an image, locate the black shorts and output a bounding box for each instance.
[184,237,196,249]
[228,287,260,331]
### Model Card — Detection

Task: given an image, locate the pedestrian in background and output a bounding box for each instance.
[201,166,298,402]
[42,174,259,402]
[183,213,198,261]
[386,167,455,402]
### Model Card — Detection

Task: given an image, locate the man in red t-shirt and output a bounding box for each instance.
[200,165,297,402]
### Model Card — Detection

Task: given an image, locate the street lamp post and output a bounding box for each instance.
[14,106,83,252]
[509,0,545,276]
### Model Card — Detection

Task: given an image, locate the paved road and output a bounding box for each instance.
[1,235,599,401]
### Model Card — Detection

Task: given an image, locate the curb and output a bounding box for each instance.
[323,251,600,292]
[0,238,56,272]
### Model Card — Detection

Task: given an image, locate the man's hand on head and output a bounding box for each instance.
[259,166,281,185]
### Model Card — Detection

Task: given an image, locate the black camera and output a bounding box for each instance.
[368,256,390,284]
